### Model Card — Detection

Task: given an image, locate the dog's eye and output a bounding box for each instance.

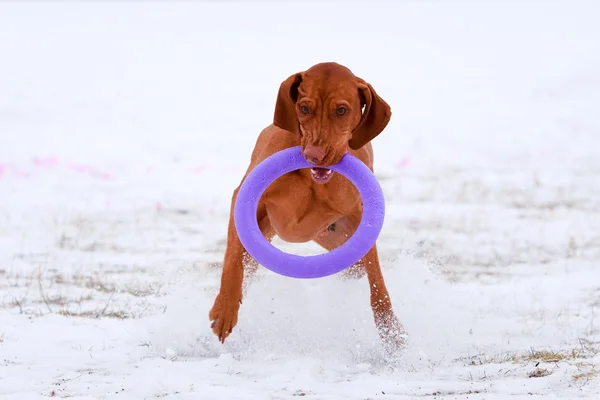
[336,107,346,116]
[301,105,310,115]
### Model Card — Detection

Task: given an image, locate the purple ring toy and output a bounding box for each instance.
[234,145,385,279]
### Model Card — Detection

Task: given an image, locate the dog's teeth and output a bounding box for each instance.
[325,170,333,175]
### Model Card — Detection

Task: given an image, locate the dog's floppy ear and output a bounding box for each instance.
[349,78,392,150]
[273,72,303,134]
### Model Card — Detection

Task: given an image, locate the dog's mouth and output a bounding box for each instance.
[310,167,334,184]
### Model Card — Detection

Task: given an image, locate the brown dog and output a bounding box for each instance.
[209,62,406,349]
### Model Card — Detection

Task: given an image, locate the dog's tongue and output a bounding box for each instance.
[312,167,331,178]
[310,167,334,183]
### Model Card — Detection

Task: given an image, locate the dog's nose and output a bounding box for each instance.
[303,145,326,164]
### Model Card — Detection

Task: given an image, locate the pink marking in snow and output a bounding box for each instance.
[32,156,60,167]
[396,157,412,168]
[97,172,112,180]
[67,163,112,180]
[0,163,29,179]
[68,163,94,173]
[190,165,208,174]
[145,166,155,174]
[13,169,30,178]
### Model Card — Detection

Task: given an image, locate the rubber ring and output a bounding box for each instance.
[234,146,385,279]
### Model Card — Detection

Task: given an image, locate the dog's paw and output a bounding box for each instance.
[340,263,366,280]
[376,313,408,355]
[208,293,241,343]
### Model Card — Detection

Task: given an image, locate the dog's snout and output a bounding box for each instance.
[303,145,327,164]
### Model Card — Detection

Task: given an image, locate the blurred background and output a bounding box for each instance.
[1,1,599,398]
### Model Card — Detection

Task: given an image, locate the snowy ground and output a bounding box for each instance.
[1,1,599,399]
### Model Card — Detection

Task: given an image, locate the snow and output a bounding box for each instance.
[1,1,599,398]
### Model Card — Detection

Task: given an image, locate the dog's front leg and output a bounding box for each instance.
[362,244,407,351]
[209,188,246,343]
[209,187,272,343]
[314,216,407,350]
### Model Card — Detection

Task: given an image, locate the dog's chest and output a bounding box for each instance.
[261,171,359,243]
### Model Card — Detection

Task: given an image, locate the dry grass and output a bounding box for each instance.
[458,340,600,382]
[57,309,130,319]
[59,273,155,297]
[423,390,483,397]
[462,352,518,366]
[572,361,599,383]
[528,368,551,378]
[464,341,599,365]
[1,268,158,320]
[521,348,569,363]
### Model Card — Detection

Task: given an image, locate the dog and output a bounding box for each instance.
[209,62,406,349]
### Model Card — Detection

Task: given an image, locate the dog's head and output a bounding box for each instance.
[273,62,391,182]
